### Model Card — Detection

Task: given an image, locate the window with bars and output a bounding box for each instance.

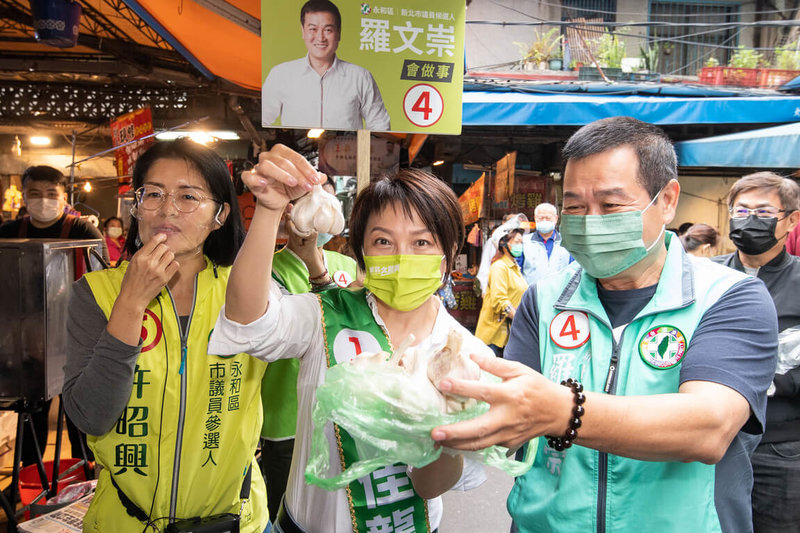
[649,1,741,75]
[561,0,618,23]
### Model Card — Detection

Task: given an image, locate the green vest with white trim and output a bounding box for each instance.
[260,248,358,439]
[318,287,431,533]
[509,233,748,533]
[81,258,268,533]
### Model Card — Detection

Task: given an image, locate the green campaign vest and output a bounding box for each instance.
[318,288,431,533]
[260,248,357,439]
[509,234,748,533]
[82,258,268,533]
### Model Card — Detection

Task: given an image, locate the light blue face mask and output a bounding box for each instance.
[317,232,333,247]
[560,190,665,279]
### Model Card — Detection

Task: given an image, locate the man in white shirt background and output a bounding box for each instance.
[262,0,391,131]
[521,202,572,285]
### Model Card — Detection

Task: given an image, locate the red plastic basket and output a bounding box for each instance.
[721,67,760,87]
[699,66,724,85]
[18,458,86,519]
[758,68,800,88]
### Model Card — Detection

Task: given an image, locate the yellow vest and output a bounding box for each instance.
[82,258,268,533]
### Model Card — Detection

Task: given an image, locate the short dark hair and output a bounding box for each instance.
[300,0,341,32]
[562,117,677,199]
[22,166,67,189]
[103,216,123,231]
[728,171,800,213]
[679,223,719,251]
[348,169,464,275]
[125,139,245,266]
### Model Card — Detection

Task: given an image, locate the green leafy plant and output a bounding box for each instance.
[515,28,563,67]
[596,32,626,68]
[774,40,800,70]
[704,57,720,68]
[728,46,763,69]
[639,43,659,72]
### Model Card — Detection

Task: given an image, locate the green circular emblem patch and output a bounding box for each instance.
[638,325,686,369]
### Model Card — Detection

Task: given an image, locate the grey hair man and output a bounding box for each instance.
[520,202,572,285]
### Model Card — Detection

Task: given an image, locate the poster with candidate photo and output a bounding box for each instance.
[261,0,466,134]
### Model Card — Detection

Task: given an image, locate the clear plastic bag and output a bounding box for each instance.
[777,325,800,374]
[304,359,536,491]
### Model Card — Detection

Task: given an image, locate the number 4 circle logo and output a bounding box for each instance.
[403,84,444,128]
[549,311,590,349]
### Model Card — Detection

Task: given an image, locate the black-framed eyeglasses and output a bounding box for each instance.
[134,185,218,213]
[729,206,788,219]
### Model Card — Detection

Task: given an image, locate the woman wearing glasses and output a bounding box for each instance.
[62,139,270,532]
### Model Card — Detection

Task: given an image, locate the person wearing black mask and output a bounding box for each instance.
[713,171,800,533]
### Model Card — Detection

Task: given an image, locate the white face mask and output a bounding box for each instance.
[27,198,63,222]
[536,220,556,235]
[107,227,123,239]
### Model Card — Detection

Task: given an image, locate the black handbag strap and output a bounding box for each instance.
[109,472,151,523]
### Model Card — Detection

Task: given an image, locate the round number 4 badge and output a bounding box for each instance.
[403,84,444,127]
[549,311,590,349]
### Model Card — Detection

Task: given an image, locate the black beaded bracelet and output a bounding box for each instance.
[546,378,586,451]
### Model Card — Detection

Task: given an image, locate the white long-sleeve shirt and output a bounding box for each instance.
[208,287,486,532]
[262,55,391,131]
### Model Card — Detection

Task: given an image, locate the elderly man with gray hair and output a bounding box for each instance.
[521,202,572,285]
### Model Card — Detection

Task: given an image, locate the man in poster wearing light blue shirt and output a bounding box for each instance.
[262,0,391,131]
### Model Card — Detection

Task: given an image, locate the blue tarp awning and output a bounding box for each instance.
[675,122,800,168]
[462,89,800,126]
[783,75,800,90]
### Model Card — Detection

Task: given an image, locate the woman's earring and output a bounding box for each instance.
[135,235,142,247]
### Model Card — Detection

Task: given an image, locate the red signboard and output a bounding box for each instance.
[458,173,485,225]
[110,107,155,179]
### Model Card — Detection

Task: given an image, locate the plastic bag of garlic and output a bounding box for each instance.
[304,329,536,490]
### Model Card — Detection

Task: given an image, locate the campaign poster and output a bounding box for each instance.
[110,107,154,179]
[261,0,465,134]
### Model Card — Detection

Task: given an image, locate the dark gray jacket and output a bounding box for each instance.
[714,249,800,442]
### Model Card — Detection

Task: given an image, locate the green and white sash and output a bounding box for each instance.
[318,288,430,533]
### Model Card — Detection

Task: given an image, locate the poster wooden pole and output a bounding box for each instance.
[357,129,371,193]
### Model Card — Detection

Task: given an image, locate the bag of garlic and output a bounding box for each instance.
[304,330,537,491]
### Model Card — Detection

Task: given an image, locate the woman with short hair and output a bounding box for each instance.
[209,144,488,533]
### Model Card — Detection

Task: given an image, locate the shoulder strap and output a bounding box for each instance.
[108,473,151,523]
[17,216,29,237]
[60,214,77,238]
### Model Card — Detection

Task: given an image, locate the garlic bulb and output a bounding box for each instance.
[291,184,345,237]
[348,328,480,414]
[427,329,482,412]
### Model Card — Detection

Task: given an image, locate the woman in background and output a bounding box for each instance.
[679,223,719,258]
[103,216,126,266]
[475,226,527,356]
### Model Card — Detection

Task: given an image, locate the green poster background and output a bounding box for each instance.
[261,0,465,134]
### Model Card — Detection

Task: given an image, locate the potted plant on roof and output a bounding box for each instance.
[762,40,800,88]
[579,31,625,81]
[515,28,563,70]
[725,46,763,87]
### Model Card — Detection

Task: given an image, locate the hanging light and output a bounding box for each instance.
[30,135,51,146]
[83,181,92,192]
[307,129,325,138]
[433,160,445,166]
[12,136,21,156]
